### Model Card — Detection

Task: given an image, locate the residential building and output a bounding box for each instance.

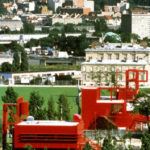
[132,13,150,39]
[0,52,13,65]
[0,70,81,85]
[73,0,84,8]
[0,34,48,44]
[83,0,94,14]
[50,14,82,25]
[121,10,150,39]
[48,0,65,12]
[81,43,150,86]
[0,20,23,31]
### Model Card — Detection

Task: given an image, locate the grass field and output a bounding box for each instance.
[0,86,79,118]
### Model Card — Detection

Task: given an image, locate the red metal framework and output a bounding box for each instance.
[82,69,149,130]
[2,97,29,150]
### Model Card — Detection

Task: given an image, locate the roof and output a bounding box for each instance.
[82,59,147,65]
[85,43,150,52]
[17,120,78,126]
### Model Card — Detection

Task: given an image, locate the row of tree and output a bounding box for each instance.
[24,30,89,56]
[2,87,71,120]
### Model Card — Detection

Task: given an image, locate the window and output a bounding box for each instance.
[116,53,119,60]
[108,53,112,60]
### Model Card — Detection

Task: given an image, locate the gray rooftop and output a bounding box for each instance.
[85,43,150,52]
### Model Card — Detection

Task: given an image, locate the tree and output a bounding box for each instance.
[59,32,67,51]
[0,44,7,52]
[94,18,108,36]
[1,62,12,72]
[12,51,20,72]
[76,88,81,114]
[121,33,131,43]
[102,134,116,150]
[83,143,92,150]
[36,107,47,120]
[134,91,150,133]
[0,3,7,15]
[25,39,39,48]
[40,37,52,47]
[9,41,24,52]
[23,22,35,34]
[20,50,29,71]
[131,33,140,43]
[141,133,150,150]
[57,95,70,121]
[64,24,75,33]
[2,87,18,103]
[30,76,42,85]
[76,34,89,56]
[42,27,50,33]
[0,27,10,34]
[47,97,56,120]
[29,91,46,120]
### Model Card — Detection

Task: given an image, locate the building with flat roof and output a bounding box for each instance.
[81,43,150,86]
[0,20,23,31]
[132,13,150,39]
[121,11,150,39]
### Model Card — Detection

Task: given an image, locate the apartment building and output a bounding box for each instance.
[132,13,150,39]
[81,43,150,86]
[121,10,150,39]
[50,14,82,25]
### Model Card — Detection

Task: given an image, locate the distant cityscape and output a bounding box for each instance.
[0,0,150,87]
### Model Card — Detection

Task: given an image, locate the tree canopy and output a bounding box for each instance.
[12,51,20,72]
[94,18,108,36]
[20,50,29,72]
[57,94,70,121]
[22,22,35,34]
[29,91,45,120]
[0,3,7,15]
[2,87,18,103]
[1,62,12,72]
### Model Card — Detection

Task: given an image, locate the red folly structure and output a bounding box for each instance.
[2,97,29,150]
[82,69,149,130]
[13,114,86,149]
[2,98,87,149]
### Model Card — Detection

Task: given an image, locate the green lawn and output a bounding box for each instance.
[0,86,79,119]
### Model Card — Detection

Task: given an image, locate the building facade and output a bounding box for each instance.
[121,11,150,39]
[50,14,82,25]
[3,70,81,85]
[132,13,150,39]
[81,43,150,86]
[48,0,65,12]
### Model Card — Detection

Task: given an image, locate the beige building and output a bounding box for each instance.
[81,43,150,86]
[132,13,150,39]
[51,14,82,25]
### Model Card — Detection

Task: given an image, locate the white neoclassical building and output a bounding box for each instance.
[81,43,150,86]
